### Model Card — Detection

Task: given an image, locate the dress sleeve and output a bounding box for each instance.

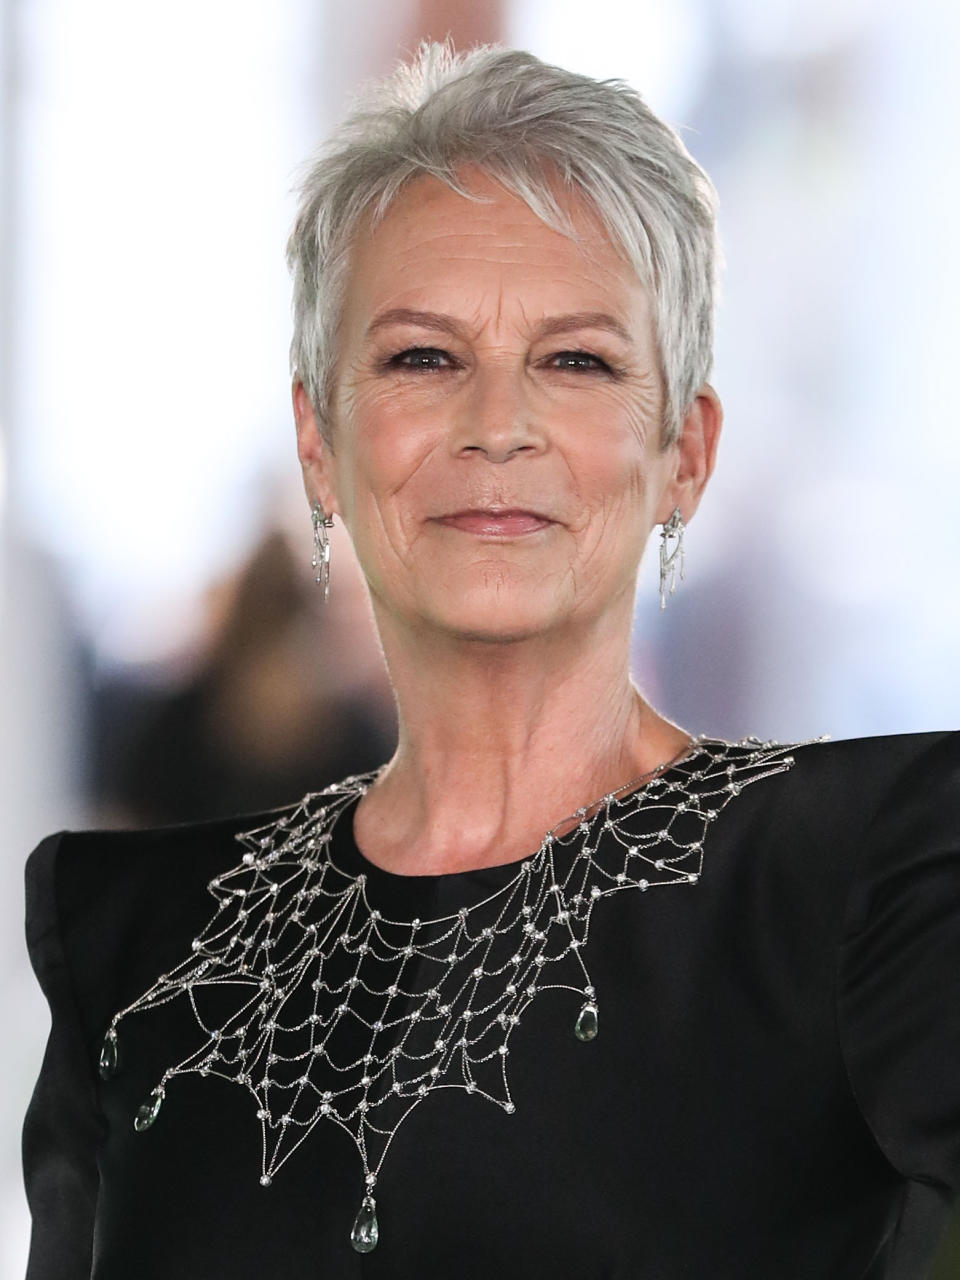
[22,832,103,1280]
[838,730,960,1191]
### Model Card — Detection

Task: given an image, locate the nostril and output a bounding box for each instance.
[460,442,536,461]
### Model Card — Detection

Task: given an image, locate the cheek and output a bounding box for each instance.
[558,395,657,521]
[332,385,441,552]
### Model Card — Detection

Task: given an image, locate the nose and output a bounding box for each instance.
[450,363,546,463]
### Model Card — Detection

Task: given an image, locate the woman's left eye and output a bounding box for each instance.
[550,350,610,372]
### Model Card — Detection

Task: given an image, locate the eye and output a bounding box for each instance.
[549,350,611,373]
[388,346,456,371]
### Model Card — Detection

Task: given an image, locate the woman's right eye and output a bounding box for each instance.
[388,347,454,371]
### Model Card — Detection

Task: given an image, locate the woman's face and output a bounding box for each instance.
[296,169,715,646]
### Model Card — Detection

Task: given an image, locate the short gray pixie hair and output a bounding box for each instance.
[287,42,721,447]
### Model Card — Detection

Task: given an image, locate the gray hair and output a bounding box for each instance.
[287,42,721,448]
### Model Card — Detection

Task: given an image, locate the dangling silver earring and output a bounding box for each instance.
[659,507,685,610]
[311,501,334,601]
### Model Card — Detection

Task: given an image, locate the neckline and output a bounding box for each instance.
[331,736,709,888]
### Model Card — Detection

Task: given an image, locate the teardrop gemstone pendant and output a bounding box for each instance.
[134,1089,164,1132]
[98,1027,119,1080]
[350,1195,379,1253]
[574,1003,599,1042]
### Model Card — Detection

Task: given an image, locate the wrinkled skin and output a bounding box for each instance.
[293,168,722,873]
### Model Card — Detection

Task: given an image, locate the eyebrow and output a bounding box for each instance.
[536,311,633,344]
[365,307,633,344]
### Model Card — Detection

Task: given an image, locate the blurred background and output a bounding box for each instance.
[2,0,959,1272]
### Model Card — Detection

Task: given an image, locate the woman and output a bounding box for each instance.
[23,42,960,1279]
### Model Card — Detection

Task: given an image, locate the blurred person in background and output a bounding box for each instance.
[22,42,960,1279]
[93,524,395,827]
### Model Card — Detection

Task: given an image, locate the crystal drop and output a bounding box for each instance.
[98,1029,119,1080]
[574,1003,599,1042]
[134,1090,164,1132]
[350,1196,379,1253]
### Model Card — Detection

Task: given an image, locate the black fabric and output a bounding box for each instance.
[22,730,960,1278]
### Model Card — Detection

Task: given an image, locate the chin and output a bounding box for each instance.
[441,620,552,645]
[424,578,573,645]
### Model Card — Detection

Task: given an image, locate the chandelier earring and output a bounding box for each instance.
[658,507,685,610]
[311,501,334,601]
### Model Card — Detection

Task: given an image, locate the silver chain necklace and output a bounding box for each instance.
[97,734,812,1253]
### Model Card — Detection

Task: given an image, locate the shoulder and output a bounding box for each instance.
[26,802,299,942]
[751,728,960,823]
[831,735,960,1187]
[787,727,960,778]
[24,799,307,1044]
[703,730,960,902]
[757,730,960,926]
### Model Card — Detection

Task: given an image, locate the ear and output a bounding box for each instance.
[293,380,342,518]
[654,383,723,526]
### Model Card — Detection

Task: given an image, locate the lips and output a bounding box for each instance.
[433,509,555,538]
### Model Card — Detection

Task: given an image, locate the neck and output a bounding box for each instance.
[355,600,692,875]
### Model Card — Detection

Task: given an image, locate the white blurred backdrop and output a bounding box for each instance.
[2,0,958,1272]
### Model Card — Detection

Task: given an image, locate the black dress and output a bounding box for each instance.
[22,730,960,1279]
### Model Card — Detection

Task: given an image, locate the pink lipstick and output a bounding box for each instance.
[434,509,553,538]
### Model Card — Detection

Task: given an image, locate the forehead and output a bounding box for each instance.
[340,167,649,331]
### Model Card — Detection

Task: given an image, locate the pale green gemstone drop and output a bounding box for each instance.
[350,1196,379,1253]
[98,1029,119,1080]
[134,1090,164,1132]
[574,1003,599,1042]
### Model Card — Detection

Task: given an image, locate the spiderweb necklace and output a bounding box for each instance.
[97,734,810,1253]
